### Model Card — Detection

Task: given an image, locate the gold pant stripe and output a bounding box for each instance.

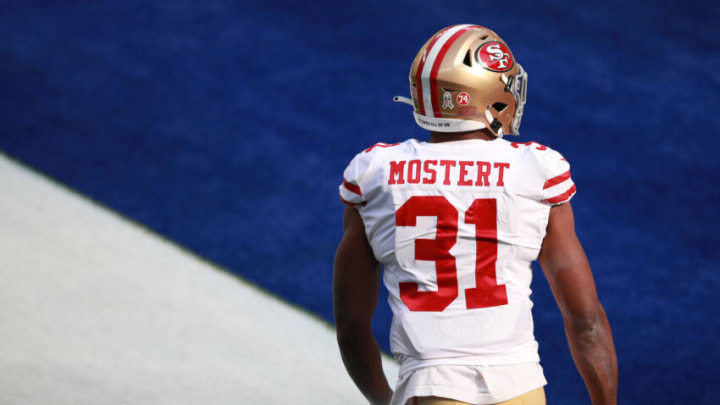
[413,387,546,405]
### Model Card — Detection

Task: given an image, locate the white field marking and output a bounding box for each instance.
[0,153,398,405]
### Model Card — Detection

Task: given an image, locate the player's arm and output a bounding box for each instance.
[333,206,393,405]
[538,202,618,405]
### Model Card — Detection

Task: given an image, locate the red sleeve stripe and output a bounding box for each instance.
[339,195,366,207]
[364,142,400,153]
[342,178,362,196]
[543,184,577,204]
[543,170,571,189]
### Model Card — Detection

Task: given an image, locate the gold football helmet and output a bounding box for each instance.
[394,24,527,138]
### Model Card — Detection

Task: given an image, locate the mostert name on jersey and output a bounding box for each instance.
[387,159,510,187]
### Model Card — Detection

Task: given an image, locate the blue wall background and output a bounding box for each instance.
[1,1,719,403]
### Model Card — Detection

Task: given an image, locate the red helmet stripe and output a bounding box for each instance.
[415,26,453,116]
[429,26,482,117]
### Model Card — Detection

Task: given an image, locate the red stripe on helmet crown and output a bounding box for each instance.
[416,25,485,117]
[430,25,484,118]
[415,26,454,116]
[429,29,466,117]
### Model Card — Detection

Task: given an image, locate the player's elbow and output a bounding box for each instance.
[335,320,374,354]
[335,314,371,340]
[334,301,371,338]
[563,306,610,350]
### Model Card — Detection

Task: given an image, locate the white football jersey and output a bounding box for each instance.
[339,138,575,372]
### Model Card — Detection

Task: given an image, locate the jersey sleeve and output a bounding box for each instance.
[338,142,399,209]
[540,149,576,205]
[338,150,371,208]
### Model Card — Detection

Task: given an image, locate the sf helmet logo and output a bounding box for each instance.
[476,41,514,72]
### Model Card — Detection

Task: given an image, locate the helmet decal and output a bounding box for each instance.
[442,91,454,110]
[476,41,514,72]
[458,105,477,117]
[456,92,470,106]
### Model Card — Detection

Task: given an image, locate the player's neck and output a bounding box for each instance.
[429,129,496,143]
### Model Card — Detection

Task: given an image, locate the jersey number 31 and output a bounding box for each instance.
[396,196,508,312]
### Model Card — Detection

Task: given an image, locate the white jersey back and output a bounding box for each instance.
[339,138,575,371]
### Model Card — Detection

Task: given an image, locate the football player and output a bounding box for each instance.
[334,25,617,405]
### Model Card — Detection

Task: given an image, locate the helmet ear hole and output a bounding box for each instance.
[463,50,472,67]
[492,102,508,112]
